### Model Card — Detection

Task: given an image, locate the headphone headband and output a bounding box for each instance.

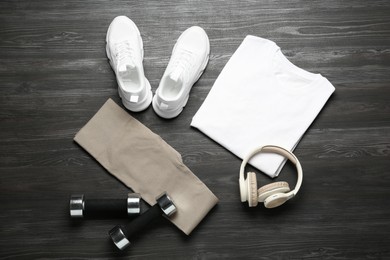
[239,145,303,197]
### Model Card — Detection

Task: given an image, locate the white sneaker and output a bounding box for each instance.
[153,26,210,119]
[106,16,152,112]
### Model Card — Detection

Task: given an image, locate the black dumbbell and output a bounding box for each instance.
[69,193,141,218]
[109,192,176,250]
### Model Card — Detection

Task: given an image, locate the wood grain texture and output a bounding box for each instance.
[1,0,389,259]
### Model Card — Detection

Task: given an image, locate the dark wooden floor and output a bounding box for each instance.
[1,0,390,259]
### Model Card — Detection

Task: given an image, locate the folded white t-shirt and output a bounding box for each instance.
[191,35,335,178]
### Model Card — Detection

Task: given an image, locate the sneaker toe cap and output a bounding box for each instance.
[108,16,139,41]
[177,26,209,52]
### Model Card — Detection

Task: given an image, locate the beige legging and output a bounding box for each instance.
[74,99,218,235]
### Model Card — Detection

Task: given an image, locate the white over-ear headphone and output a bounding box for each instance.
[239,145,303,208]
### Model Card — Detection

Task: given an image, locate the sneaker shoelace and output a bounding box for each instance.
[114,41,135,70]
[169,49,195,82]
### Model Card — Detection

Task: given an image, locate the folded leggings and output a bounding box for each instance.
[74,99,218,235]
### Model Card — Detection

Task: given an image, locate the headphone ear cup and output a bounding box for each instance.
[239,177,247,202]
[264,193,289,208]
[257,181,290,202]
[247,172,258,207]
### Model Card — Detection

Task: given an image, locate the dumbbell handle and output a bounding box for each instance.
[119,204,162,238]
[70,194,140,218]
[84,199,128,217]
